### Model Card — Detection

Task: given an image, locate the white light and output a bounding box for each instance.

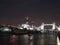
[5,28,9,31]
[37,28,40,31]
[57,37,60,45]
[30,28,33,30]
[57,27,60,31]
[21,24,30,30]
[20,27,23,29]
[1,27,11,32]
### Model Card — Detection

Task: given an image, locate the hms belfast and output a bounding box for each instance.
[0,17,38,35]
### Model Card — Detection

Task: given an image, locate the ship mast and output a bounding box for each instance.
[25,16,29,24]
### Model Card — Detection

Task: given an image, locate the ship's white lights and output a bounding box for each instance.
[19,27,23,29]
[30,28,34,30]
[22,24,30,29]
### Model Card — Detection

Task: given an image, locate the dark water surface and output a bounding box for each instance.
[0,33,57,45]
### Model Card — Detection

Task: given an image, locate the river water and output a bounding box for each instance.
[0,32,59,45]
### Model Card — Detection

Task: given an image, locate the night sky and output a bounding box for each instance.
[0,0,60,26]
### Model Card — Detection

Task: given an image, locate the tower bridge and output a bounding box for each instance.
[40,22,56,30]
[37,22,58,33]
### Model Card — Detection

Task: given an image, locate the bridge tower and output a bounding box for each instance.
[40,22,45,33]
[52,22,56,30]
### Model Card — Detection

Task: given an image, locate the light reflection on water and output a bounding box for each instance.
[57,36,60,45]
[0,33,59,45]
[9,35,19,45]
